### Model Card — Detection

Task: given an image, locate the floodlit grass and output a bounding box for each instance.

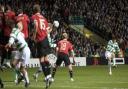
[1,65,128,89]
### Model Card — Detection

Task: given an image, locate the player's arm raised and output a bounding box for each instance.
[17,21,23,31]
[5,32,15,49]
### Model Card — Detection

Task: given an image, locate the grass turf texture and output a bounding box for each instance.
[0,65,128,89]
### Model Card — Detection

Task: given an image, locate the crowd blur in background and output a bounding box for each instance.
[0,0,127,60]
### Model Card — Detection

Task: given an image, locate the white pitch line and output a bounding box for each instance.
[4,84,128,89]
[3,81,128,84]
[4,81,128,84]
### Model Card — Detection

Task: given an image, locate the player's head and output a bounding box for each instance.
[33,4,41,14]
[6,5,11,11]
[48,23,53,28]
[112,34,117,42]
[47,23,53,33]
[17,9,23,15]
[62,32,68,39]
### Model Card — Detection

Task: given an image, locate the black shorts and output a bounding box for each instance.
[0,36,9,45]
[37,37,51,58]
[0,36,11,59]
[56,52,70,66]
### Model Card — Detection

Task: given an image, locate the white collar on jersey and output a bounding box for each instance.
[18,13,23,16]
[35,13,40,15]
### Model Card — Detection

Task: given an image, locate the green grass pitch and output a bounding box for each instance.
[1,65,128,89]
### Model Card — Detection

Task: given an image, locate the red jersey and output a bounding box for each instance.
[57,39,73,55]
[5,10,15,20]
[31,13,48,42]
[4,10,15,37]
[16,14,30,39]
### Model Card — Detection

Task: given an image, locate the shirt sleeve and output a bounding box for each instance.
[9,33,16,45]
[107,40,112,46]
[115,43,120,53]
[47,33,56,48]
[69,42,73,51]
[9,28,19,45]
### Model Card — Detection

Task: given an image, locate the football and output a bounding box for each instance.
[53,20,59,28]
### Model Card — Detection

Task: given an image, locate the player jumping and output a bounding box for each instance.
[33,22,58,82]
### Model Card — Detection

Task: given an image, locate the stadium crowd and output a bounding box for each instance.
[68,0,128,54]
[0,0,128,58]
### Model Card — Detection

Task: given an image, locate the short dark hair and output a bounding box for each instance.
[6,5,11,11]
[112,34,117,40]
[17,9,23,14]
[33,4,41,13]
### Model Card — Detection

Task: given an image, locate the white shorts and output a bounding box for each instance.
[105,51,113,59]
[20,46,31,66]
[11,47,30,67]
[11,50,20,60]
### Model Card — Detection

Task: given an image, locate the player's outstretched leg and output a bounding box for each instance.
[17,74,24,85]
[112,58,117,68]
[108,59,112,75]
[51,67,56,82]
[40,61,52,88]
[22,69,30,88]
[11,62,23,85]
[45,62,52,88]
[33,67,42,82]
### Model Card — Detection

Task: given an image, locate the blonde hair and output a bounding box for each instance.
[62,32,68,39]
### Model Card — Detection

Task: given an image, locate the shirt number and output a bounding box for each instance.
[34,19,46,30]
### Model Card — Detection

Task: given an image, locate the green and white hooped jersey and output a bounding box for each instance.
[106,40,120,53]
[9,28,28,49]
[47,33,56,48]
